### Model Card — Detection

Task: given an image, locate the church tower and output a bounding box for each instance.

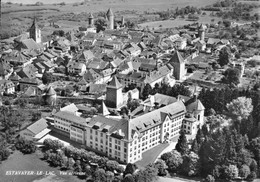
[198,24,206,41]
[29,17,41,43]
[169,51,186,80]
[106,76,123,108]
[106,8,114,30]
[88,13,94,27]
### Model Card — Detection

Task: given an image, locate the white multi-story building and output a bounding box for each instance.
[53,100,192,163]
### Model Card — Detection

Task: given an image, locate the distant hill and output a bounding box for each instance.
[2,0,83,4]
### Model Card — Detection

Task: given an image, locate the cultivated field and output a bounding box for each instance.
[1,0,219,39]
[138,15,223,30]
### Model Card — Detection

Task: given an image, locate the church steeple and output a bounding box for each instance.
[88,13,94,27]
[106,8,114,30]
[29,17,41,43]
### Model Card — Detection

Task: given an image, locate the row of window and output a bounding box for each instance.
[55,120,70,127]
[55,125,69,132]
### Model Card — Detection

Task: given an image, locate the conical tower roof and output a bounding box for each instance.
[98,101,110,116]
[170,51,184,64]
[31,17,39,29]
[107,76,123,89]
[107,8,114,17]
[46,86,56,96]
[89,13,94,19]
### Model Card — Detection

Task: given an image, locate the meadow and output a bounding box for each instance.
[0,0,220,39]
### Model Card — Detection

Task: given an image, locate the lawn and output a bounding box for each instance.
[0,150,85,182]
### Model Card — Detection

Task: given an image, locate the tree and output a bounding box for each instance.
[43,139,64,151]
[94,18,108,32]
[42,71,53,85]
[226,97,253,121]
[205,174,215,182]
[134,165,158,182]
[142,84,153,100]
[175,132,189,155]
[161,150,183,173]
[127,99,140,112]
[15,137,36,154]
[67,157,75,170]
[217,47,230,67]
[0,148,10,161]
[239,164,251,179]
[123,174,135,182]
[106,160,120,172]
[154,159,168,176]
[222,68,240,86]
[124,163,137,176]
[52,30,65,37]
[223,165,239,180]
[93,168,107,182]
[181,152,201,176]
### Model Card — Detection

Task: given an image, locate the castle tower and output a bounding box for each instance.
[106,8,114,30]
[106,76,123,108]
[121,16,125,26]
[29,17,41,43]
[45,86,57,106]
[88,13,94,27]
[169,51,186,80]
[198,24,206,41]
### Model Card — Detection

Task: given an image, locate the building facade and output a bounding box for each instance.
[53,100,192,163]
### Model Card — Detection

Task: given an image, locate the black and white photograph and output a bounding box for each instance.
[0,0,259,181]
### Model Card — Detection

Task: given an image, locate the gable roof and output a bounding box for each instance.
[27,118,48,135]
[130,101,186,133]
[60,103,78,113]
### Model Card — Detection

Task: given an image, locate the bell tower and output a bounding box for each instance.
[29,17,41,43]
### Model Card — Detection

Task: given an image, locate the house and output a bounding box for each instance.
[83,69,103,84]
[0,79,15,95]
[20,118,50,141]
[67,61,86,76]
[118,61,134,75]
[19,78,40,92]
[0,57,13,80]
[78,50,95,63]
[16,64,37,79]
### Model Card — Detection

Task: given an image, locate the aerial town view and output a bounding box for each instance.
[0,0,259,181]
